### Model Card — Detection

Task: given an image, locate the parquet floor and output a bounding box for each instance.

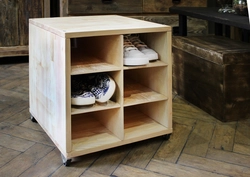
[0,59,250,177]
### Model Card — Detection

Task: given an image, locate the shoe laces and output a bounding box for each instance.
[128,36,148,48]
[123,37,139,51]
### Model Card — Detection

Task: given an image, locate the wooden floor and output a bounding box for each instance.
[0,60,250,177]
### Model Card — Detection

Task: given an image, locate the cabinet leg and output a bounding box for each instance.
[30,114,37,123]
[163,134,171,141]
[61,153,72,166]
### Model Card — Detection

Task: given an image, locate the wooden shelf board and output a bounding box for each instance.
[71,100,120,115]
[124,80,168,107]
[71,116,121,155]
[124,107,170,140]
[123,60,167,70]
[71,55,120,75]
[69,107,170,158]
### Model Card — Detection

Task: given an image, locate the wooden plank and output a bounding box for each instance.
[0,0,19,46]
[206,148,250,168]
[122,137,162,168]
[233,143,250,156]
[29,16,171,38]
[18,148,62,177]
[113,164,168,177]
[0,47,28,58]
[19,0,44,45]
[143,0,207,13]
[209,121,236,151]
[235,119,250,146]
[81,170,110,177]
[0,146,21,168]
[147,159,227,177]
[183,120,214,157]
[29,23,71,154]
[50,153,100,177]
[0,122,54,146]
[0,144,54,177]
[154,123,192,163]
[68,0,143,15]
[88,147,131,175]
[178,153,250,177]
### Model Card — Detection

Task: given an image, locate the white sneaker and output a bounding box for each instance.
[127,35,158,61]
[123,36,149,66]
[88,73,116,103]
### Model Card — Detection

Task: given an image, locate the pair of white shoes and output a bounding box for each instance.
[123,34,158,66]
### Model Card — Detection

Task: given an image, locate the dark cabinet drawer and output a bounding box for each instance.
[68,0,143,15]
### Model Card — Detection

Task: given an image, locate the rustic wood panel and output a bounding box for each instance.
[143,0,207,13]
[172,47,225,119]
[0,0,19,46]
[19,0,44,45]
[68,0,143,15]
[173,36,250,122]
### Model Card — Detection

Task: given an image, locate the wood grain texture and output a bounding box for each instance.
[143,0,207,13]
[0,0,19,46]
[0,0,47,57]
[178,153,250,177]
[173,36,250,122]
[68,0,143,15]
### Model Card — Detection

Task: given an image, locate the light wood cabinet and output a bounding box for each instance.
[0,0,49,57]
[29,15,172,165]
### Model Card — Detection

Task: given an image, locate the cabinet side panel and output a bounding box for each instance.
[29,24,69,154]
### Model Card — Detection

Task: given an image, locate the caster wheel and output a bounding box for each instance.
[30,115,37,123]
[163,134,171,141]
[61,153,72,166]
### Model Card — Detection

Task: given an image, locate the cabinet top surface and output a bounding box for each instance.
[29,15,171,38]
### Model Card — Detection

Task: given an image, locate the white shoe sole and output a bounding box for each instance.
[146,53,158,61]
[71,96,95,106]
[96,77,116,103]
[124,57,149,66]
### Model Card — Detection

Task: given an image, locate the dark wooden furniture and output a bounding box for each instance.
[170,7,250,122]
[0,0,50,58]
[172,35,250,122]
[169,7,250,42]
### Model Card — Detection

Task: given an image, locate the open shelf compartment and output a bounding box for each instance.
[71,108,123,156]
[124,67,169,107]
[71,71,123,115]
[71,35,122,75]
[124,102,172,141]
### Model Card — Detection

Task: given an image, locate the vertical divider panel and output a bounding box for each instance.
[97,35,124,140]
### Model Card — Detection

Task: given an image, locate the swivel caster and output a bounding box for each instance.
[61,153,72,166]
[30,114,37,123]
[163,134,171,141]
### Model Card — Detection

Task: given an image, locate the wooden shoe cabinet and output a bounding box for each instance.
[29,15,172,166]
